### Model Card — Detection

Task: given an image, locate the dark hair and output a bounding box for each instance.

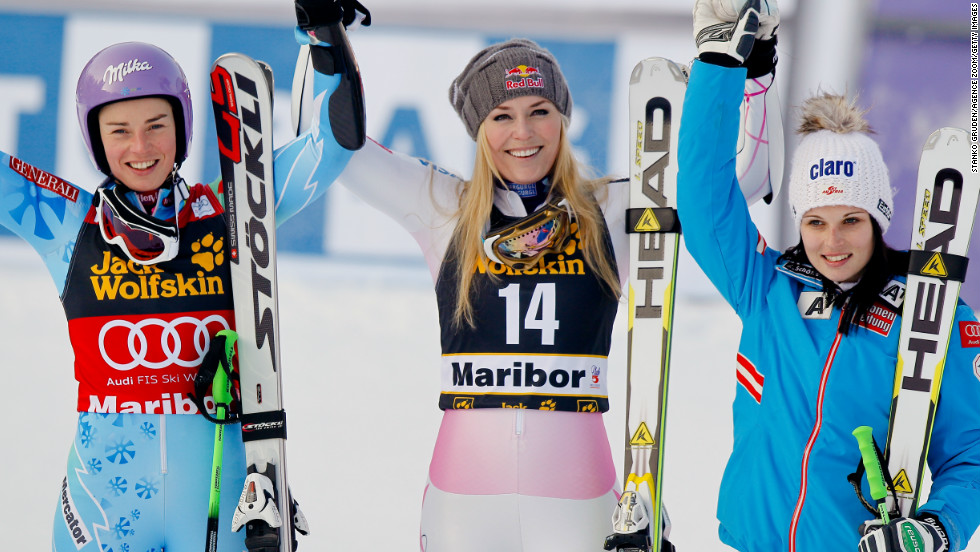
[779,219,907,335]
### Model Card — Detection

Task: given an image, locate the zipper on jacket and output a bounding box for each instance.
[788,311,846,551]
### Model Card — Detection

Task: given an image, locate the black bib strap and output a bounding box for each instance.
[241,410,287,442]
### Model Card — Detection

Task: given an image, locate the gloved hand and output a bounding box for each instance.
[291,0,368,150]
[710,0,779,40]
[858,515,949,552]
[694,0,761,67]
[295,0,371,31]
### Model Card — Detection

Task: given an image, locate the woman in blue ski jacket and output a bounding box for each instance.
[0,12,360,551]
[678,1,980,552]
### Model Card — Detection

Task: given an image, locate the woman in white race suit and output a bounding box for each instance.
[294,11,782,549]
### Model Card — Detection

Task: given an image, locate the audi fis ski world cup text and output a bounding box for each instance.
[972,3,978,172]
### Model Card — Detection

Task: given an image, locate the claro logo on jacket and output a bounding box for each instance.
[88,232,227,300]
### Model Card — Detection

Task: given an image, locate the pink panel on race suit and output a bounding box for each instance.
[428,408,616,499]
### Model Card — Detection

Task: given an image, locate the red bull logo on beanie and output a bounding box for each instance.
[505,64,544,90]
[809,158,856,181]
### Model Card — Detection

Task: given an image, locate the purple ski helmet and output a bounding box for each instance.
[76,42,193,175]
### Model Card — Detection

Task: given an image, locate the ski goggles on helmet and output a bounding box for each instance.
[483,197,572,270]
[95,180,187,265]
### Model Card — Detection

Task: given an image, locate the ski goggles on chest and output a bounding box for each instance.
[95,180,187,265]
[483,198,572,270]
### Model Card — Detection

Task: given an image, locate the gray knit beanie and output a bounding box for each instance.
[449,38,571,140]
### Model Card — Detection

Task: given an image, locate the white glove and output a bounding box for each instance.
[859,516,949,552]
[710,0,780,40]
[694,0,781,65]
[694,0,761,65]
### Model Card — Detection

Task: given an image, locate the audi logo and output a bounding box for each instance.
[99,315,230,371]
[964,324,980,338]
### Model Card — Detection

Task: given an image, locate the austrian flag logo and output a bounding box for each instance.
[736,352,765,404]
[505,65,544,90]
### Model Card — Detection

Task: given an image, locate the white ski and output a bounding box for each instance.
[211,52,305,552]
[605,57,687,552]
[884,127,980,517]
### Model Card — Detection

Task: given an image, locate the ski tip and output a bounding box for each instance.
[630,58,687,86]
[922,127,967,152]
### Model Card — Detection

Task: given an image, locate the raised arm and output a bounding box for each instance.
[0,153,90,292]
[271,0,370,225]
[678,0,782,316]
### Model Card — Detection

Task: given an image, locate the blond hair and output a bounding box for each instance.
[447,119,621,328]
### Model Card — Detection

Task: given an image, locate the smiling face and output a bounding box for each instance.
[482,95,562,185]
[800,205,876,283]
[98,97,177,192]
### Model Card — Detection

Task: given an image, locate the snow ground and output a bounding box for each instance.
[1,236,977,551]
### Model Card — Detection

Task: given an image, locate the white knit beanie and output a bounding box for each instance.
[788,95,893,233]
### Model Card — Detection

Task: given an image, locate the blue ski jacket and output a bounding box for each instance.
[678,60,980,552]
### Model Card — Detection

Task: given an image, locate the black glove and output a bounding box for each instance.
[743,37,777,78]
[295,0,371,30]
[190,330,239,425]
[859,515,949,552]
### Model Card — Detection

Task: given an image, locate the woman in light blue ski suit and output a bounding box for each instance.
[0,15,360,550]
[679,1,980,551]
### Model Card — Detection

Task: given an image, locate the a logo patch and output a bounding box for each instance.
[452,397,474,409]
[60,477,93,548]
[961,321,980,348]
[191,195,216,219]
[736,353,764,403]
[103,58,153,85]
[809,158,856,181]
[878,280,906,310]
[9,156,79,202]
[891,469,913,495]
[857,303,897,337]
[629,421,656,446]
[877,198,893,221]
[799,291,833,319]
[504,65,544,90]
[190,233,225,272]
[577,400,599,412]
